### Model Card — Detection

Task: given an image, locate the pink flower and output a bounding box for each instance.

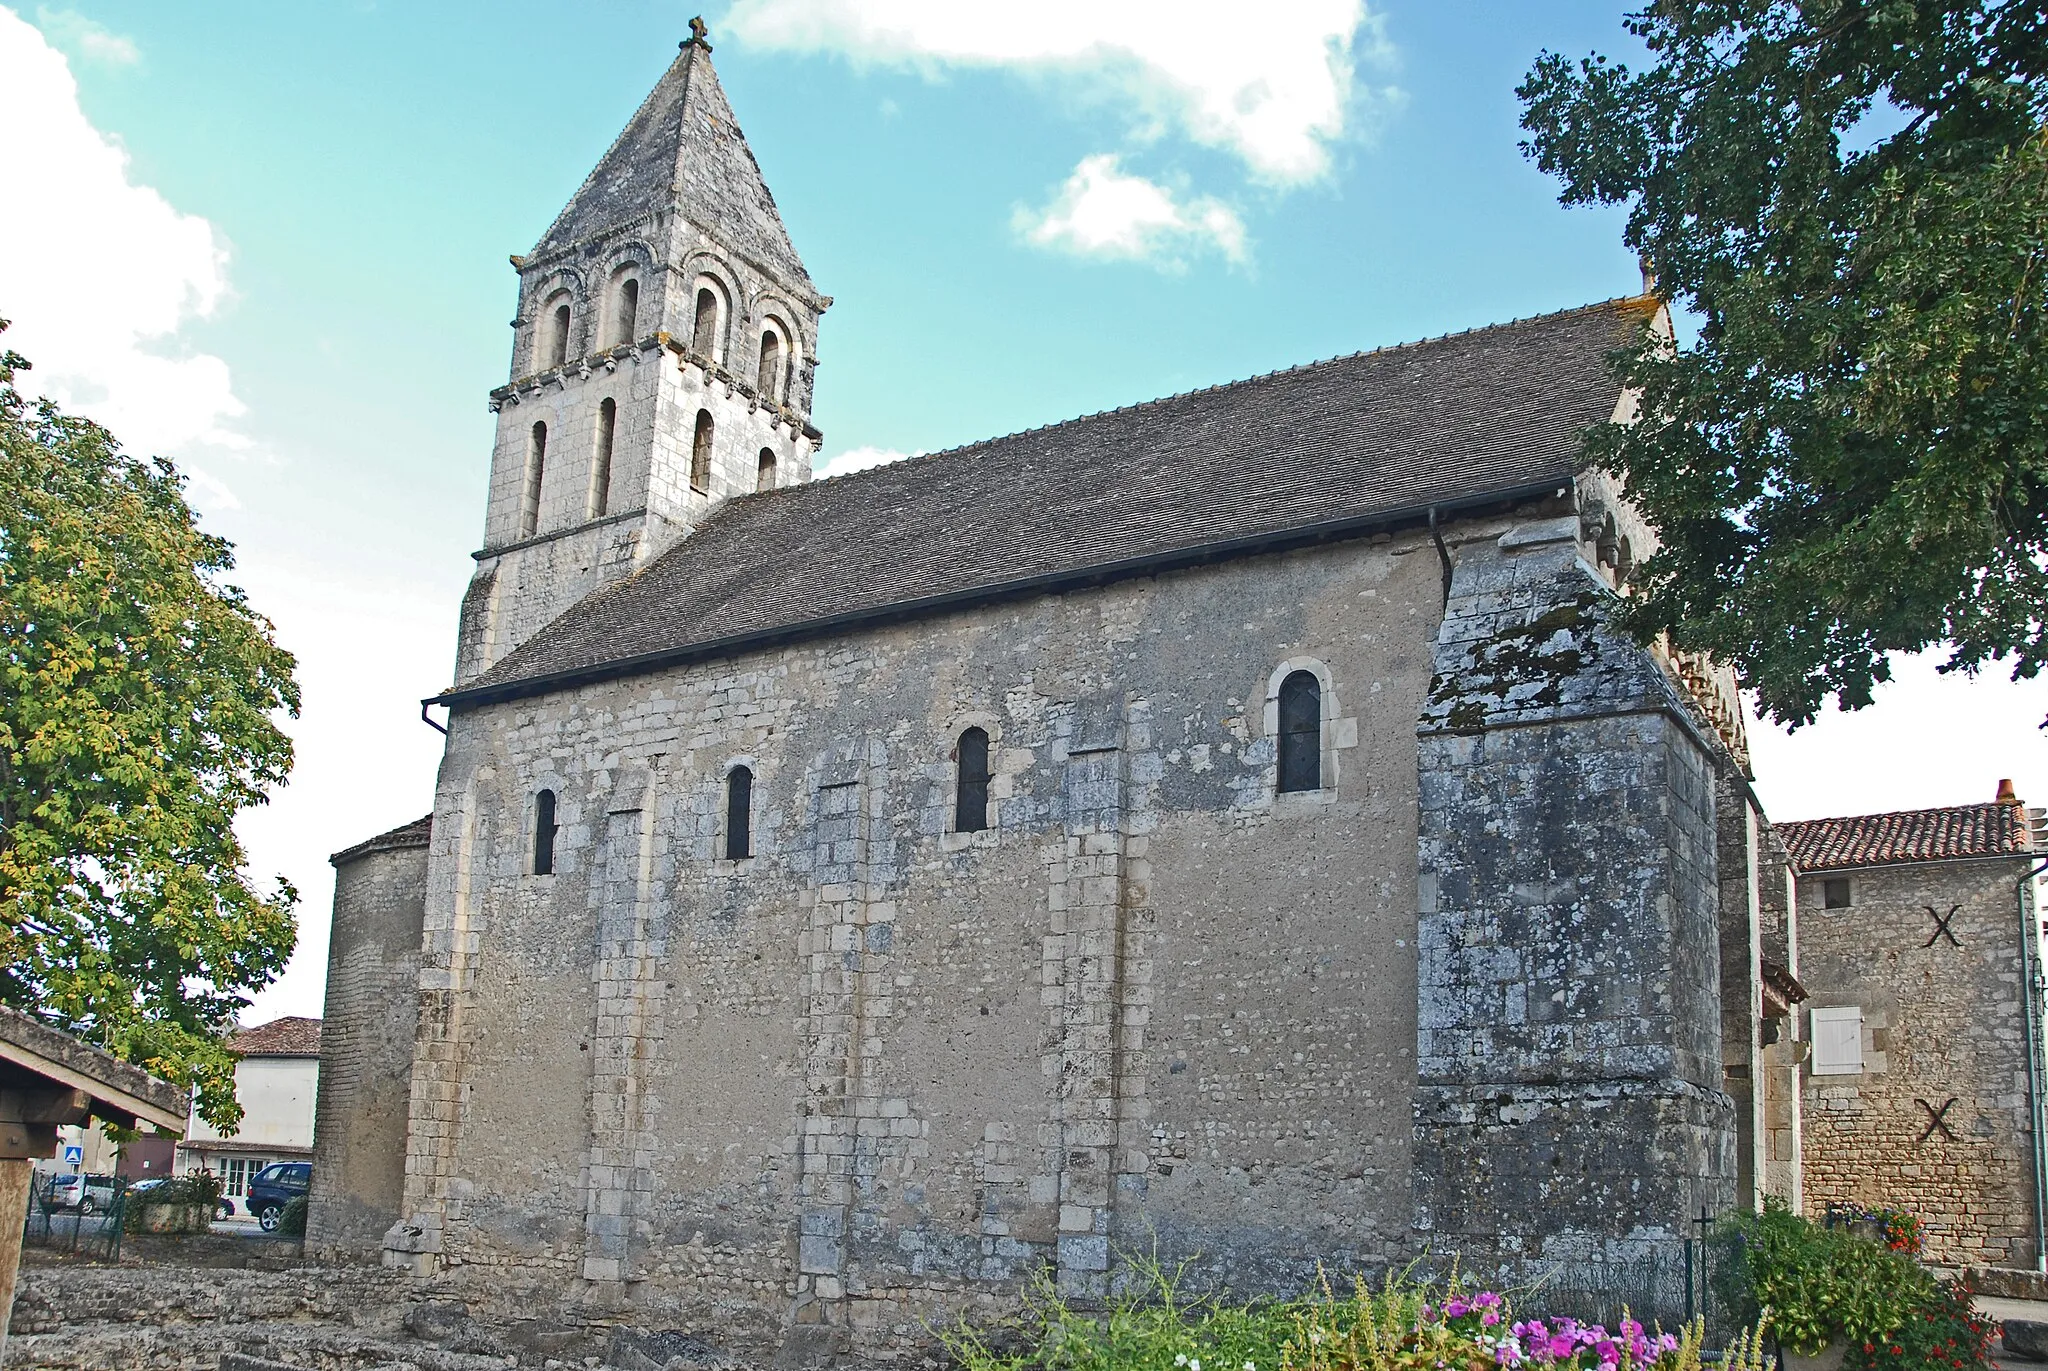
[1447,1299,1472,1320]
[1549,1335,1578,1359]
[1483,1311,1503,1328]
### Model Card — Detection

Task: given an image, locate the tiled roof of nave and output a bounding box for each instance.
[1779,802,2035,873]
[455,298,1647,704]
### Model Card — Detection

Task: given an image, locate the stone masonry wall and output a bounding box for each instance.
[1414,519,1736,1274]
[391,522,1455,1351]
[1797,855,2042,1267]
[308,836,429,1260]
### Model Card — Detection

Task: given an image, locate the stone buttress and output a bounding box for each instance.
[1414,513,1738,1275]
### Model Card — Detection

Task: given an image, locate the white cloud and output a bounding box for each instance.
[34,7,138,67]
[1017,154,1246,267]
[724,0,1390,185]
[818,444,917,478]
[0,7,247,470]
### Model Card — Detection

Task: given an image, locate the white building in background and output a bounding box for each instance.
[176,1016,321,1206]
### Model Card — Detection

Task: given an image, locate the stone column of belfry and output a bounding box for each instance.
[1048,695,1154,1298]
[385,785,487,1273]
[580,764,669,1286]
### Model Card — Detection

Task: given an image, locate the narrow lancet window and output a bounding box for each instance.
[955,727,990,833]
[693,287,719,357]
[1277,670,1322,793]
[757,447,777,492]
[757,330,783,403]
[521,421,547,538]
[726,766,753,859]
[533,789,558,875]
[614,277,639,346]
[548,302,570,369]
[591,399,616,518]
[691,410,714,492]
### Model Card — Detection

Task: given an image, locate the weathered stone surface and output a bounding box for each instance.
[308,829,428,1262]
[1413,533,1738,1272]
[2004,1319,2048,1362]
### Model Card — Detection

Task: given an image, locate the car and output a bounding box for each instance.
[244,1161,310,1232]
[77,1173,118,1215]
[41,1172,83,1210]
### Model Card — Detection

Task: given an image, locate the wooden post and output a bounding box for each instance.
[0,1155,35,1364]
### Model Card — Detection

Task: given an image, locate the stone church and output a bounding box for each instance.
[307,25,1801,1355]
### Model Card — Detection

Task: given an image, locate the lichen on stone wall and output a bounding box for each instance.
[1425,589,1607,734]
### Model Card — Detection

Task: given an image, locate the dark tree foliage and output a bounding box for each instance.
[0,322,300,1128]
[1520,2,2048,723]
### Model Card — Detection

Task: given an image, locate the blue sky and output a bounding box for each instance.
[4,2,2043,1022]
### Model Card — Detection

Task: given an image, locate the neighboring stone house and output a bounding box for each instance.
[1780,790,2048,1269]
[308,25,1806,1355]
[178,1016,322,1208]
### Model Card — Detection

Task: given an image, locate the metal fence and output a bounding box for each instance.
[21,1172,128,1262]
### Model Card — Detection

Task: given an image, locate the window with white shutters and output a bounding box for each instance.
[1810,1005,1864,1075]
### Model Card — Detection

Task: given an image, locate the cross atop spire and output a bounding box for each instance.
[685,15,711,51]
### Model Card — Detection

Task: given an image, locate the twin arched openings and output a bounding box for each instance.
[539,268,640,375]
[521,402,616,540]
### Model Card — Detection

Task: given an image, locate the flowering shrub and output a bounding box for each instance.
[1714,1200,1932,1353]
[1843,1279,1995,1371]
[943,1260,1764,1371]
[1823,1204,1925,1255]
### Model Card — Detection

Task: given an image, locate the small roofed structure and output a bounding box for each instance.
[0,1004,186,1359]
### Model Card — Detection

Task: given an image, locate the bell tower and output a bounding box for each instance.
[454,21,829,683]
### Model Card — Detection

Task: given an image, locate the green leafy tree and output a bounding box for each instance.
[1519,2,2048,723]
[0,323,299,1128]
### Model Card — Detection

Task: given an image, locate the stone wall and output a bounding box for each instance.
[1797,855,2042,1267]
[389,518,1465,1347]
[1413,520,1737,1272]
[365,501,1740,1354]
[307,831,429,1260]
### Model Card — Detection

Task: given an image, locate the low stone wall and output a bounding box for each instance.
[8,1254,863,1370]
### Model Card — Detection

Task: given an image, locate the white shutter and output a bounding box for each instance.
[1810,1006,1863,1075]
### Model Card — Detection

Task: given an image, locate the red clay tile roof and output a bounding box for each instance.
[230,1016,322,1058]
[1778,802,2034,873]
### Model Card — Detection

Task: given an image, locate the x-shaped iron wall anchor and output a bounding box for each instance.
[1917,1097,1959,1142]
[1923,904,1963,948]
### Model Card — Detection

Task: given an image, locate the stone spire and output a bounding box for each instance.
[529,24,813,291]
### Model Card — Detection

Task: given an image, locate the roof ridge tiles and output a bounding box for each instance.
[801,296,1642,485]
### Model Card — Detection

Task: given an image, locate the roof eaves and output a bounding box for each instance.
[435,477,1575,713]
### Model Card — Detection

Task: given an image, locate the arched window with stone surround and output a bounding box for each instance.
[1277,670,1322,793]
[533,789,558,875]
[521,420,547,538]
[757,327,784,403]
[756,447,777,492]
[955,727,990,833]
[546,298,571,370]
[692,286,721,358]
[591,399,616,518]
[691,410,714,492]
[725,766,753,860]
[612,276,639,346]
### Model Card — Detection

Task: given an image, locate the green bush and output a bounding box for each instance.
[1844,1278,1996,1371]
[277,1193,307,1237]
[1713,1201,1943,1357]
